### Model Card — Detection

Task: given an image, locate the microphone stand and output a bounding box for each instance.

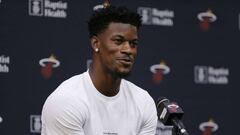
[171,118,189,135]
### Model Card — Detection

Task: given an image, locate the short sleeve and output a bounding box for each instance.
[41,92,88,135]
[138,95,158,135]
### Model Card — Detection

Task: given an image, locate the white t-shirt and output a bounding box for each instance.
[41,71,158,135]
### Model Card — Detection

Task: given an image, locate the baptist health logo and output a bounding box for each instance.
[29,0,67,18]
[30,115,42,133]
[194,66,229,85]
[0,55,10,73]
[138,7,174,26]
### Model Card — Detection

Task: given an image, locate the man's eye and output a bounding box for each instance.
[114,39,124,45]
[130,41,138,47]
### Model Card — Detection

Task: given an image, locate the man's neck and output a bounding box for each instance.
[89,65,121,97]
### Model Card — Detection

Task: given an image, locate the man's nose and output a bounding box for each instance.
[121,41,132,53]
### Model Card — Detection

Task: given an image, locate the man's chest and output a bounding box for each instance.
[84,99,143,135]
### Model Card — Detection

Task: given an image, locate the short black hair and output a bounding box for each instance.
[88,6,142,38]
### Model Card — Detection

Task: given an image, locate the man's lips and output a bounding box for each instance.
[117,57,134,65]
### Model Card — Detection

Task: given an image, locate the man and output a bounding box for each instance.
[41,5,158,135]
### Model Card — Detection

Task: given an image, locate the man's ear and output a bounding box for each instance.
[90,36,100,52]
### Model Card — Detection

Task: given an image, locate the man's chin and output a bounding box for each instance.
[116,70,132,78]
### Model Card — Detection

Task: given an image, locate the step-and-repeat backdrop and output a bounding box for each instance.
[0,0,238,135]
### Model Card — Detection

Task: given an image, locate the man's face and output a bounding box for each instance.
[96,22,138,78]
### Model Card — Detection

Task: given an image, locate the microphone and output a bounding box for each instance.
[156,97,189,135]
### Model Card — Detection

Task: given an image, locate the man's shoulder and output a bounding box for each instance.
[45,72,88,104]
[42,72,89,115]
[58,72,86,90]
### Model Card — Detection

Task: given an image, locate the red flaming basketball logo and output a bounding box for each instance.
[197,9,217,32]
[199,119,218,135]
[167,103,179,113]
[39,54,60,79]
[150,60,170,84]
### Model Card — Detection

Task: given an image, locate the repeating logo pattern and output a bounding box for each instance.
[0,116,3,124]
[29,0,44,16]
[39,54,60,79]
[0,55,10,73]
[150,61,170,84]
[194,66,229,85]
[138,7,174,26]
[197,9,217,32]
[199,119,218,135]
[30,115,42,133]
[29,0,67,18]
[86,59,92,69]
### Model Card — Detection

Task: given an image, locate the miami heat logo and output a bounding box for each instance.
[150,61,170,84]
[39,54,60,79]
[167,103,179,113]
[197,9,217,32]
[199,119,218,135]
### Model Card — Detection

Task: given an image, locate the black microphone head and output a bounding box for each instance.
[156,97,184,125]
[156,97,169,108]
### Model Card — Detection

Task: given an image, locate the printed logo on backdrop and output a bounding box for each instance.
[138,7,174,26]
[0,55,10,73]
[197,9,217,32]
[238,13,240,30]
[39,54,60,79]
[199,119,218,135]
[0,115,3,124]
[30,115,42,133]
[194,66,229,85]
[29,0,67,18]
[150,60,170,84]
[86,59,92,69]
